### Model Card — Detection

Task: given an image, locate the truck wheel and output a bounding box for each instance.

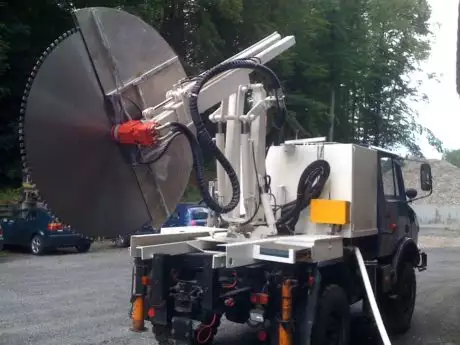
[380,262,416,335]
[310,284,350,345]
[30,234,45,255]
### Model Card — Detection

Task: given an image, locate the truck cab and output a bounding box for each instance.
[377,150,426,256]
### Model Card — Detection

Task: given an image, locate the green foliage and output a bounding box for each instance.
[443,149,460,168]
[0,187,21,203]
[0,0,444,189]
[181,185,201,203]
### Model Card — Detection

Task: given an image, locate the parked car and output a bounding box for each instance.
[113,204,209,248]
[163,203,209,227]
[113,222,159,248]
[1,207,93,255]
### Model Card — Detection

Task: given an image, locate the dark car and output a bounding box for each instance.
[1,207,92,255]
[113,222,159,248]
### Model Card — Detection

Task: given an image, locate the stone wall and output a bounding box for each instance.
[412,204,460,228]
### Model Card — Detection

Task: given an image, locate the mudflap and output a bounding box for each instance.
[417,251,427,272]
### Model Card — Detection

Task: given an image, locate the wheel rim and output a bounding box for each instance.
[31,237,40,253]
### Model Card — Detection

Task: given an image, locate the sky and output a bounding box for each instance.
[412,0,460,158]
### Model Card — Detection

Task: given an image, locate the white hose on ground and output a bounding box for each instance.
[354,247,392,345]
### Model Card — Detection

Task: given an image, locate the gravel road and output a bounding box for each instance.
[1,228,459,345]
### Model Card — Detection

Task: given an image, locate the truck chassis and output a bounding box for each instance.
[130,227,427,345]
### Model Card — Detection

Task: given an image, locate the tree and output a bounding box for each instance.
[0,0,444,189]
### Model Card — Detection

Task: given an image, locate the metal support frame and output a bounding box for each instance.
[130,257,148,332]
[142,34,295,123]
[304,269,321,345]
[126,28,347,269]
[149,254,168,325]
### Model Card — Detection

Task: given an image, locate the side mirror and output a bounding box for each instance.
[420,163,433,191]
[405,188,418,200]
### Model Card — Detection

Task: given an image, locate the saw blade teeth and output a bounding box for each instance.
[18,28,78,218]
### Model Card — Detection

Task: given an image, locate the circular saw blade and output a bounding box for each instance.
[21,9,193,238]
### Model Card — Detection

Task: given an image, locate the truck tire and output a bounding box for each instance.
[380,262,416,335]
[310,284,350,345]
[30,234,45,255]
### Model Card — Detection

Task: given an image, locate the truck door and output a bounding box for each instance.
[378,155,410,257]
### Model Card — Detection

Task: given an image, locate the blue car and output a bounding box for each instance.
[113,203,209,248]
[1,207,92,255]
[163,203,209,227]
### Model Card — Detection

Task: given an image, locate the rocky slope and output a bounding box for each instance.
[401,159,460,206]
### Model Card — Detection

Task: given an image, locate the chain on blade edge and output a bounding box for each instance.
[18,28,77,214]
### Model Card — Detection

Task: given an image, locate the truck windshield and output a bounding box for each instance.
[189,208,208,220]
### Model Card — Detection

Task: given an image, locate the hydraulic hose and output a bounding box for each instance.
[168,122,226,214]
[277,160,330,231]
[187,59,286,214]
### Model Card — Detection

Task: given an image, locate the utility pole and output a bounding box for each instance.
[328,87,336,141]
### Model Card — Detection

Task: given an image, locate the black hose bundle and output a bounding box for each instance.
[186,59,286,214]
[276,159,330,233]
[167,122,226,213]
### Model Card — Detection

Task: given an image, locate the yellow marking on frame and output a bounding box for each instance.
[310,199,350,225]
